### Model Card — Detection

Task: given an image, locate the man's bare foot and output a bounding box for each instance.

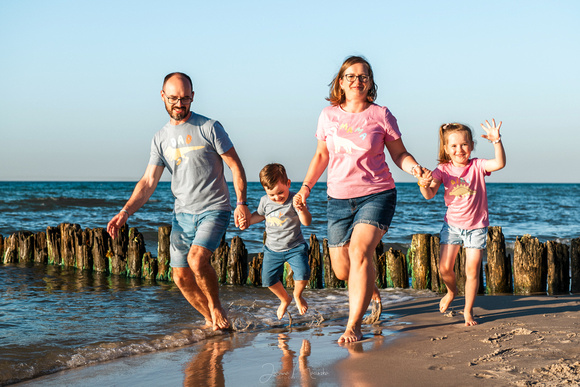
[338,325,362,343]
[294,294,308,315]
[277,296,292,320]
[211,306,231,331]
[464,310,478,326]
[439,292,456,313]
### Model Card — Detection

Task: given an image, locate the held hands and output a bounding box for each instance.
[480,119,502,143]
[417,169,433,188]
[235,204,251,230]
[293,193,306,212]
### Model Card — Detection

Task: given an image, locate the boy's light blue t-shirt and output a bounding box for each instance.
[148,111,233,214]
[257,192,306,252]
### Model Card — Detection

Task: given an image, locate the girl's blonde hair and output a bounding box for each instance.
[438,123,475,164]
[327,56,377,106]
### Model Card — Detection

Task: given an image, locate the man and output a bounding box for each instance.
[107,72,250,330]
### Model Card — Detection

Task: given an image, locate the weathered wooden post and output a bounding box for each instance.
[60,223,81,268]
[323,238,345,288]
[572,238,580,294]
[0,234,4,262]
[247,253,263,286]
[127,228,145,278]
[157,225,171,281]
[3,234,18,264]
[212,236,229,284]
[227,236,247,285]
[284,262,295,288]
[308,234,323,289]
[546,240,569,295]
[408,234,431,290]
[18,231,35,263]
[373,241,386,289]
[429,235,445,293]
[75,228,93,271]
[109,224,128,275]
[453,247,467,295]
[46,226,61,265]
[142,252,157,281]
[513,234,546,294]
[92,228,110,273]
[385,248,408,288]
[485,226,512,294]
[34,231,48,264]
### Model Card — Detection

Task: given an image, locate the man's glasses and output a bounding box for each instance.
[343,74,370,83]
[164,94,193,104]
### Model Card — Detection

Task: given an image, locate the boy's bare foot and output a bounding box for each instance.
[211,306,231,331]
[439,292,456,313]
[294,294,308,315]
[277,296,292,320]
[464,310,478,326]
[338,325,362,343]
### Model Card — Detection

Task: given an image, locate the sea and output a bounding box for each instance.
[1,181,579,385]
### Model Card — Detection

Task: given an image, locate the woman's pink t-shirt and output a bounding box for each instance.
[315,104,401,199]
[432,158,491,230]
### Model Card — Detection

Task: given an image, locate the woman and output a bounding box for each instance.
[297,56,429,343]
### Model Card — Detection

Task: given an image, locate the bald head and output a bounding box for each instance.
[163,72,193,91]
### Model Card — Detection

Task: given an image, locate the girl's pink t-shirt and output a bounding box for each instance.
[315,104,401,199]
[432,158,491,230]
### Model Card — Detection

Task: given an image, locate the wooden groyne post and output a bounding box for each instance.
[513,235,546,294]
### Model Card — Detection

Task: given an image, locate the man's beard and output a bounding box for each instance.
[165,103,189,121]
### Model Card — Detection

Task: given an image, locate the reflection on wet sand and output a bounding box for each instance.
[183,336,234,387]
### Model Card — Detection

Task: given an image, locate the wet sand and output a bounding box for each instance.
[15,295,580,386]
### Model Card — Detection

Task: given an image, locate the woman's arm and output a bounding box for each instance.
[296,140,329,204]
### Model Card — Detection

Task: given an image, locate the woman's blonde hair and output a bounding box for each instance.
[327,56,377,106]
[437,123,475,164]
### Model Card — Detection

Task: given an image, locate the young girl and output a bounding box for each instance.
[419,119,506,326]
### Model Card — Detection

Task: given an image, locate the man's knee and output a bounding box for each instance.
[187,245,213,273]
[172,267,194,288]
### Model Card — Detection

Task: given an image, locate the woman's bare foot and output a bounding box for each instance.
[464,310,478,326]
[372,285,381,302]
[439,291,456,313]
[277,295,292,320]
[294,294,308,315]
[201,319,213,329]
[211,306,231,331]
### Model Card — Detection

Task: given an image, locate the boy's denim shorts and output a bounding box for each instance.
[170,210,231,268]
[440,222,488,250]
[327,189,397,248]
[262,243,310,287]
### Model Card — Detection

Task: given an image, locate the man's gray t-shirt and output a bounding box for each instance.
[148,112,233,214]
[257,192,306,252]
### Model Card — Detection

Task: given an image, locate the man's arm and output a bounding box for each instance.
[220,147,251,230]
[107,164,165,238]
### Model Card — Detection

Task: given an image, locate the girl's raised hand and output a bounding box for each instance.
[480,119,502,143]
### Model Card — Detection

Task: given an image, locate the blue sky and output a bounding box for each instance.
[1,0,578,183]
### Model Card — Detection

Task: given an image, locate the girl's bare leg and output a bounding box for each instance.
[439,244,460,313]
[463,248,483,326]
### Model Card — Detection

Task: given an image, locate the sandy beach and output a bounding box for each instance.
[14,294,579,387]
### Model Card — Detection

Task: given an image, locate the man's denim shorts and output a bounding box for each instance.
[439,222,488,250]
[170,210,231,268]
[327,189,397,248]
[262,243,310,287]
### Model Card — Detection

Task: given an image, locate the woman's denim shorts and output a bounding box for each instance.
[440,222,488,250]
[327,189,397,248]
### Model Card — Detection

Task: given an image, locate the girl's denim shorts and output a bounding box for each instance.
[440,222,488,250]
[327,189,397,248]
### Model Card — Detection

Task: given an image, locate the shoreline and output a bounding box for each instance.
[14,294,580,386]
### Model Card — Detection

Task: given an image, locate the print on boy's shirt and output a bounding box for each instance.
[449,177,476,198]
[265,212,288,227]
[163,134,205,165]
[330,123,368,154]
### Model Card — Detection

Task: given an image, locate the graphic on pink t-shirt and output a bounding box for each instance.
[328,126,366,154]
[448,177,476,198]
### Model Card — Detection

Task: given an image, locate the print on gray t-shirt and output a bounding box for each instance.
[148,112,233,214]
[257,192,306,252]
